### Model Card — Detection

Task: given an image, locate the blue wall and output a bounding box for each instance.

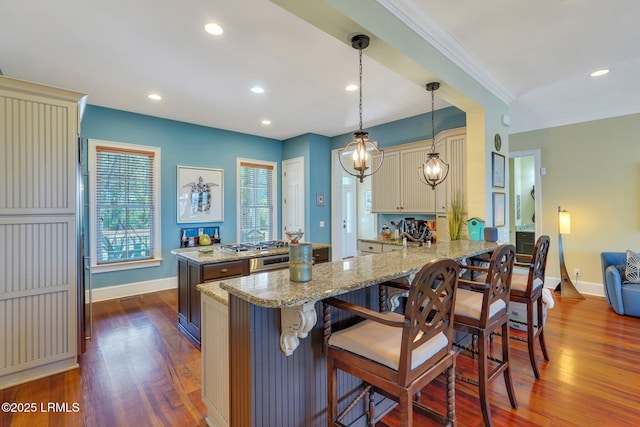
[82,105,464,289]
[331,107,466,150]
[282,133,332,244]
[82,105,282,288]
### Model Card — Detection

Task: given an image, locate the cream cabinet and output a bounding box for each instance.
[357,240,403,254]
[371,151,400,212]
[0,76,86,389]
[372,140,447,214]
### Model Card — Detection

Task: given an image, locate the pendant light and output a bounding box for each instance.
[338,34,384,183]
[418,82,449,189]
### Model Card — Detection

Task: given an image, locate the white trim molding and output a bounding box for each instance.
[86,276,177,303]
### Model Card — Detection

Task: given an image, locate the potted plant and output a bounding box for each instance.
[448,192,465,241]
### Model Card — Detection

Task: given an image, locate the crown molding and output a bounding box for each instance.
[377,0,516,105]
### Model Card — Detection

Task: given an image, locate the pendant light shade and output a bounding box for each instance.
[338,34,383,183]
[418,82,449,189]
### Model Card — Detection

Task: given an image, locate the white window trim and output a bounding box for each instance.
[236,158,278,243]
[89,138,162,273]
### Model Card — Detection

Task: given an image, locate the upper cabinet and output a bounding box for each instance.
[371,128,466,215]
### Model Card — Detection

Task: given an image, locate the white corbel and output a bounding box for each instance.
[280,303,317,356]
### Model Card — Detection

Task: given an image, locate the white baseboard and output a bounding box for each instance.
[544,276,604,298]
[86,276,177,303]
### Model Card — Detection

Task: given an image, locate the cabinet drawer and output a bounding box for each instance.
[202,260,248,281]
[358,241,383,254]
[312,247,330,263]
[382,244,402,253]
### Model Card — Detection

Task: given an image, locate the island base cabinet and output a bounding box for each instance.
[177,257,249,348]
[201,293,229,427]
[227,288,395,427]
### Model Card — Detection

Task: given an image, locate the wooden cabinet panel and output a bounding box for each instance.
[371,152,400,213]
[0,77,85,388]
[203,260,249,281]
[178,258,249,347]
[312,247,330,263]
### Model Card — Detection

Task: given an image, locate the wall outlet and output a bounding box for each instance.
[573,268,581,277]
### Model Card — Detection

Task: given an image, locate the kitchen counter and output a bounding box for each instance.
[171,242,331,348]
[171,242,331,264]
[199,239,498,308]
[197,239,499,427]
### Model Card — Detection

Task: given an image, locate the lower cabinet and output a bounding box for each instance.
[357,240,402,254]
[177,257,249,347]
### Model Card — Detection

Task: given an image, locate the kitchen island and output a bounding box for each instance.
[197,240,498,427]
[171,243,330,347]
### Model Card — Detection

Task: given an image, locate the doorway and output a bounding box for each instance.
[331,149,357,260]
[509,149,542,244]
[282,157,305,241]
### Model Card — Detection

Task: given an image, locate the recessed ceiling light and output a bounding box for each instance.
[590,69,610,77]
[148,94,162,101]
[204,23,223,36]
[261,119,271,125]
[251,86,265,94]
[345,84,358,91]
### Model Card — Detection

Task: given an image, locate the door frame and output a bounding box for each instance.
[331,148,358,260]
[509,149,543,238]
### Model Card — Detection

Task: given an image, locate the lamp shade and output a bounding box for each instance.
[558,210,571,234]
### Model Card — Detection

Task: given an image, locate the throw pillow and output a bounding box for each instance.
[625,249,640,283]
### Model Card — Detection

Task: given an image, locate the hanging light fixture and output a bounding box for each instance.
[418,82,449,189]
[338,34,384,183]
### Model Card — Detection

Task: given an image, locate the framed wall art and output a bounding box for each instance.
[177,166,224,223]
[493,192,506,227]
[492,152,505,188]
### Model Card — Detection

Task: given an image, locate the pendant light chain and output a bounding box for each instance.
[430,86,436,152]
[358,47,363,133]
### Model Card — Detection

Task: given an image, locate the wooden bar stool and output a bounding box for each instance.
[323,258,460,427]
[510,235,551,379]
[453,244,518,427]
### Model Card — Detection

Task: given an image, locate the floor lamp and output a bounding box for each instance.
[557,206,584,299]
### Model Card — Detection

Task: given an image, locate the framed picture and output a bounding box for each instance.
[364,190,372,208]
[492,152,505,188]
[316,193,325,206]
[177,166,224,223]
[493,192,506,227]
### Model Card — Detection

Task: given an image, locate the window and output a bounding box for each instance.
[238,159,277,243]
[89,139,162,272]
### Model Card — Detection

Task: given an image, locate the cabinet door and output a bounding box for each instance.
[178,258,189,320]
[445,134,466,214]
[371,151,400,213]
[401,146,432,212]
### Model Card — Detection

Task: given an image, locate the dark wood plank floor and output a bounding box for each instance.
[2,289,640,426]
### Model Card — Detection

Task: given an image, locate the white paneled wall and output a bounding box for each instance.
[0,76,84,389]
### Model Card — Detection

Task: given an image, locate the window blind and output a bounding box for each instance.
[239,161,274,243]
[95,146,155,264]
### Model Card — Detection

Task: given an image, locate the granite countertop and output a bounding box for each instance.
[171,242,332,265]
[198,240,499,308]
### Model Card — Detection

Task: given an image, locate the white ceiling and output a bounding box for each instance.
[2,0,639,140]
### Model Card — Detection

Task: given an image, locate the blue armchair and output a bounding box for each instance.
[601,252,640,317]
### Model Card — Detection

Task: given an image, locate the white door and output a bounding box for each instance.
[331,149,357,259]
[282,157,305,241]
[341,175,357,258]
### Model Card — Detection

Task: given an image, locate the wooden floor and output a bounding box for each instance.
[2,289,640,426]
